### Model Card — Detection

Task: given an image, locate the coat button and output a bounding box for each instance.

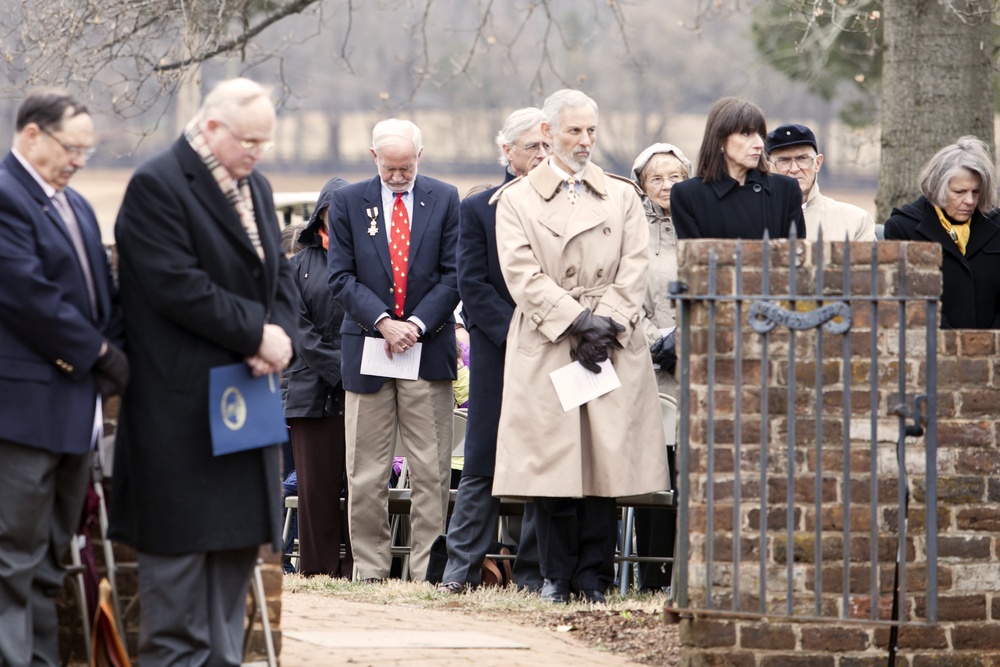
[753,184,762,193]
[603,227,611,235]
[596,268,605,278]
[565,266,576,277]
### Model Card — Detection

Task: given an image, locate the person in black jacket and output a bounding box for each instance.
[283,176,354,576]
[670,96,806,240]
[883,136,1000,329]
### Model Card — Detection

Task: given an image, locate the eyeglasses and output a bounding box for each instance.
[513,141,551,154]
[216,120,275,154]
[39,127,96,160]
[646,174,686,187]
[768,154,816,171]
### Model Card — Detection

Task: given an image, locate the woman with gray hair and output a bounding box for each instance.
[884,135,1000,328]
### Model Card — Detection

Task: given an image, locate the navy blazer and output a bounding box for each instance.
[456,170,515,477]
[0,152,119,455]
[328,174,460,393]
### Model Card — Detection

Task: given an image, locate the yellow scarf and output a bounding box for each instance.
[933,205,970,255]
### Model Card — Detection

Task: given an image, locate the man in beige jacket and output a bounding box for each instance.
[491,89,667,604]
[766,123,877,241]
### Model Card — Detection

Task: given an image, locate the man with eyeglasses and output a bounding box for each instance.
[435,108,547,594]
[110,77,297,664]
[766,123,877,241]
[0,89,126,666]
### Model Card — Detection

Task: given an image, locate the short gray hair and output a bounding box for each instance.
[371,118,423,157]
[197,78,272,124]
[919,135,999,213]
[495,107,545,166]
[542,89,598,135]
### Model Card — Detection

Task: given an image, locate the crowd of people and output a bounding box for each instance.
[3,76,1000,665]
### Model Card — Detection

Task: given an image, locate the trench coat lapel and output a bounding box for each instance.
[529,160,609,240]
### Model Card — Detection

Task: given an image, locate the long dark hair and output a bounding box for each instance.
[696,96,768,183]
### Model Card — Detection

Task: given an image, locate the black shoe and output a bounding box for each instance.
[578,588,607,604]
[437,581,465,594]
[540,578,570,603]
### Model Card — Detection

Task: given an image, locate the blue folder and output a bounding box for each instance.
[209,363,288,456]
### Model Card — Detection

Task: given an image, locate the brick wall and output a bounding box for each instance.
[676,239,1000,665]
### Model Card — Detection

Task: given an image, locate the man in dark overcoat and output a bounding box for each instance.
[328,118,460,582]
[436,108,547,593]
[109,78,296,664]
[0,89,126,667]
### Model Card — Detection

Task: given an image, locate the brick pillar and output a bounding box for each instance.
[675,239,1000,664]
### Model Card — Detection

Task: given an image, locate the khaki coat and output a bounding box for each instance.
[490,159,667,498]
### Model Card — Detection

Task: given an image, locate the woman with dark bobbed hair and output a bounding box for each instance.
[884,136,1000,329]
[670,96,805,240]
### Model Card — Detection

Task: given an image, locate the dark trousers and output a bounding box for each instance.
[441,474,541,590]
[534,496,617,593]
[136,547,258,667]
[288,416,353,578]
[0,439,90,667]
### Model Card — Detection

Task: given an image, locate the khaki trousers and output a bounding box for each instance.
[345,378,453,581]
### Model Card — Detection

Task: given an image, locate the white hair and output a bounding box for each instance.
[542,89,598,134]
[197,78,272,125]
[495,107,545,166]
[371,118,423,157]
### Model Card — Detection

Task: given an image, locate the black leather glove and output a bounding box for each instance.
[93,341,129,396]
[567,309,625,373]
[650,331,677,375]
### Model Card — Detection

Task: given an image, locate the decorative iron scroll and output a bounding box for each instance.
[748,301,852,334]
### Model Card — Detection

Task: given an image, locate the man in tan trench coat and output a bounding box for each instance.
[491,89,667,603]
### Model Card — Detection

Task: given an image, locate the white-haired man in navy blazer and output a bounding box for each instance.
[329,118,461,582]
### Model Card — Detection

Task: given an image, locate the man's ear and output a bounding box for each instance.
[815,153,824,172]
[541,122,553,140]
[369,147,378,163]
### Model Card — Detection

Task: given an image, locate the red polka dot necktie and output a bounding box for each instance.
[390,192,410,317]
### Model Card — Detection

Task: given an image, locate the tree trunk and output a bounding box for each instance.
[877,0,993,221]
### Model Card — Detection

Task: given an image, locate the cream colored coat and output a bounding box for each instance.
[490,159,667,498]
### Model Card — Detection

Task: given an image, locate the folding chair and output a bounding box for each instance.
[618,393,678,594]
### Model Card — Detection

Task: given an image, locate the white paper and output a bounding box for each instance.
[549,359,622,412]
[360,337,422,380]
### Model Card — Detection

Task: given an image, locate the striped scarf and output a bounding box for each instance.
[185,120,265,262]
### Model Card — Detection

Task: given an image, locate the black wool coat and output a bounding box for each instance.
[110,137,298,554]
[670,169,806,240]
[883,196,1000,329]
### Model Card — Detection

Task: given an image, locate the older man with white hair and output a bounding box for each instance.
[491,90,667,603]
[328,118,461,582]
[111,77,296,664]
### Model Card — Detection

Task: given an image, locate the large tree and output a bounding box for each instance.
[877,0,993,218]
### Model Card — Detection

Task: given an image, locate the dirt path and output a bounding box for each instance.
[279,589,651,667]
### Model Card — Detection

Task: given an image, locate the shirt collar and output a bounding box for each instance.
[12,148,58,199]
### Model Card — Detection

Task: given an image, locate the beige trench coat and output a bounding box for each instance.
[490,159,667,498]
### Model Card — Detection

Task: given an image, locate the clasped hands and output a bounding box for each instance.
[568,308,624,374]
[245,323,293,377]
[376,318,420,358]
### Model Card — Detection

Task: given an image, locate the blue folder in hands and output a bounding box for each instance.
[208,363,288,456]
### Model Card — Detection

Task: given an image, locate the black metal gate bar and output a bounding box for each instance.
[758,238,772,614]
[786,235,799,616]
[894,253,909,618]
[868,243,880,620]
[674,278,692,611]
[841,239,853,617]
[813,235,826,616]
[924,296,938,622]
[705,250,718,609]
[733,243,744,611]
